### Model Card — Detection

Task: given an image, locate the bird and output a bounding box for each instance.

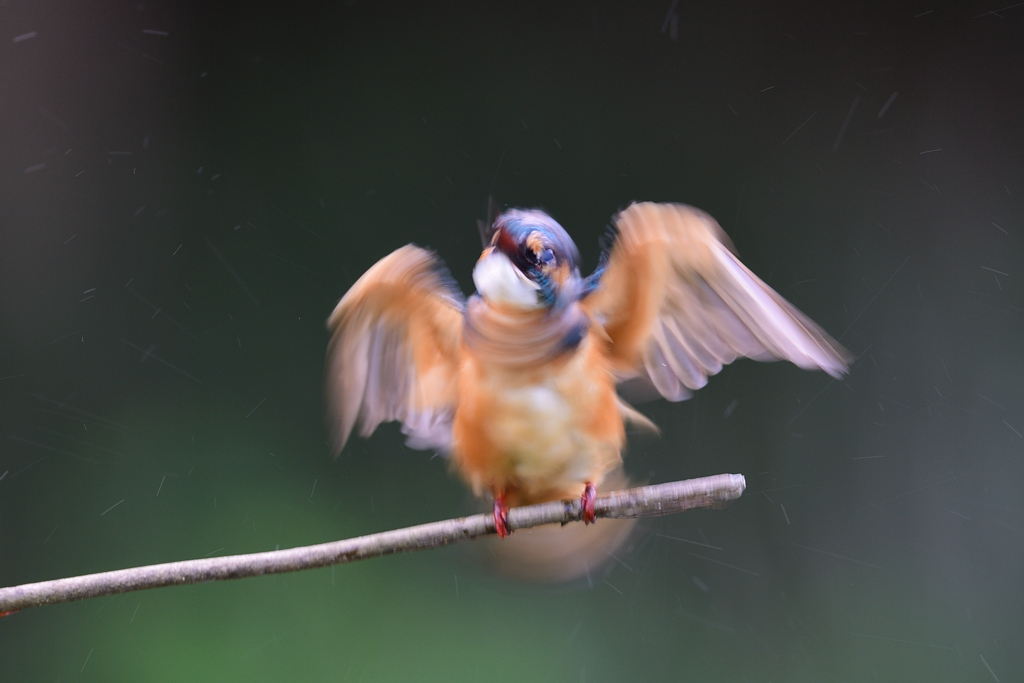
[325,201,850,539]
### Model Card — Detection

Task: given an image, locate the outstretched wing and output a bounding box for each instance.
[584,202,850,401]
[326,245,465,455]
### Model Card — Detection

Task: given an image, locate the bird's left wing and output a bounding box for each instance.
[584,202,850,401]
[326,245,465,455]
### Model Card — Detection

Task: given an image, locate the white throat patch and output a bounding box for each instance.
[472,251,543,309]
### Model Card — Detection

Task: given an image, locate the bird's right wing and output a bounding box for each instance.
[325,245,465,455]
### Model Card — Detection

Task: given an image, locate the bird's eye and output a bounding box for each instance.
[521,246,554,269]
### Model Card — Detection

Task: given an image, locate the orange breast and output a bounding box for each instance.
[451,333,624,506]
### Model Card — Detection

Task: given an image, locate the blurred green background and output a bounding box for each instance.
[2,1,1022,680]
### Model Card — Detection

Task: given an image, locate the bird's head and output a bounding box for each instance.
[472,209,581,310]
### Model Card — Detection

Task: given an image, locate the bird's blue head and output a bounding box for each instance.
[473,209,582,309]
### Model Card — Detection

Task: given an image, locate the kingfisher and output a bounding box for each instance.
[326,202,850,538]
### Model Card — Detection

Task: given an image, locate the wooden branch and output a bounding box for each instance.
[0,473,745,615]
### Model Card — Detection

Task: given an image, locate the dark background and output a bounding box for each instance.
[1,1,1022,680]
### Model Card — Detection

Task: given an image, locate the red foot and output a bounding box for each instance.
[0,609,18,619]
[581,482,596,525]
[493,493,510,538]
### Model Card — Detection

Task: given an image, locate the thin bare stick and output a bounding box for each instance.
[0,473,744,615]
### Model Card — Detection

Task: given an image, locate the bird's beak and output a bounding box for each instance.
[491,225,532,274]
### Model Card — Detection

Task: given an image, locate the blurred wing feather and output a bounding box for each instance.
[585,202,850,401]
[326,245,464,454]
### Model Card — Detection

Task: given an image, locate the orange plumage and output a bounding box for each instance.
[326,202,850,542]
